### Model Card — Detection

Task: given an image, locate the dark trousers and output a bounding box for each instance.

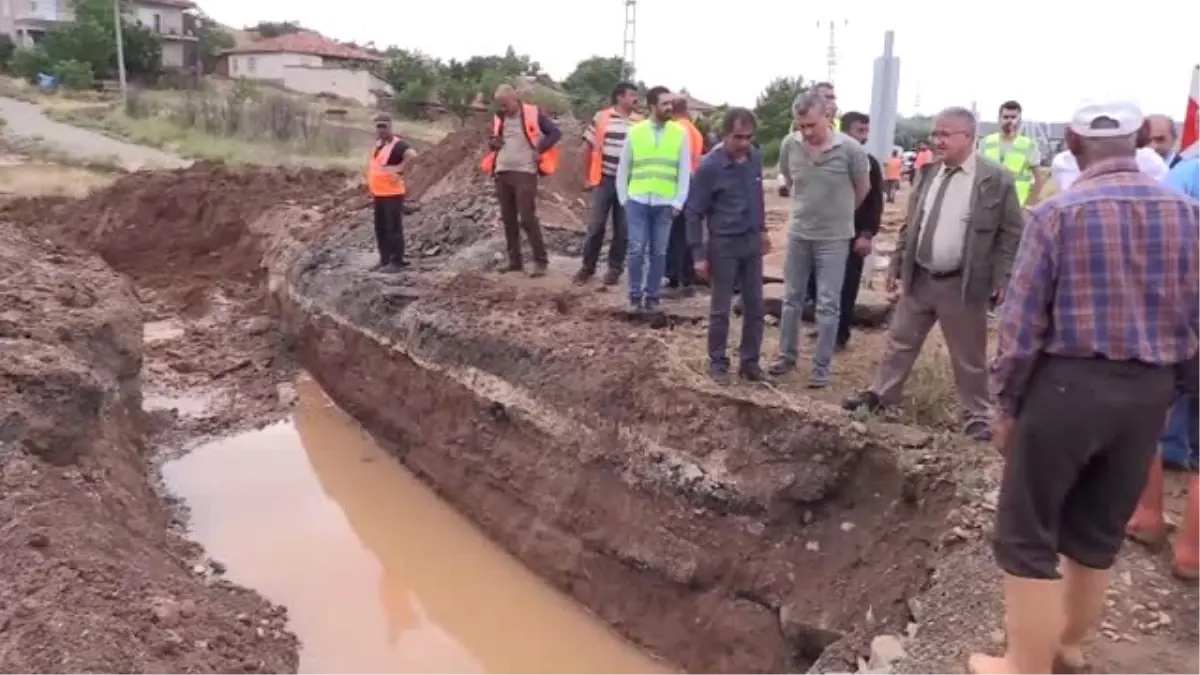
[373,195,405,265]
[884,179,899,203]
[806,244,866,346]
[666,212,695,287]
[580,174,626,274]
[495,171,547,268]
[994,356,1175,579]
[708,233,764,371]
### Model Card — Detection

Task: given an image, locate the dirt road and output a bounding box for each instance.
[0,96,189,170]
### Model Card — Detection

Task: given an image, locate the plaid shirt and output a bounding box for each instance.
[990,157,1200,416]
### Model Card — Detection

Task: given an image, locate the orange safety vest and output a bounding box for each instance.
[586,107,642,187]
[914,149,933,171]
[676,115,704,173]
[885,156,903,181]
[479,103,559,177]
[366,136,406,197]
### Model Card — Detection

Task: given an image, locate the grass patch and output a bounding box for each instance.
[0,161,118,198]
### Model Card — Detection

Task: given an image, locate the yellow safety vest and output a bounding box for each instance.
[626,120,685,201]
[830,117,840,132]
[981,132,1035,205]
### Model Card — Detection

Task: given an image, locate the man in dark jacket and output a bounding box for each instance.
[804,111,884,349]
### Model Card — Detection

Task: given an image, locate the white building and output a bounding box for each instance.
[222,31,391,107]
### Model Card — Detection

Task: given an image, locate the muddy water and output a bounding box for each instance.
[163,378,667,674]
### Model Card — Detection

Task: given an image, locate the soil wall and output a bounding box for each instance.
[275,219,954,673]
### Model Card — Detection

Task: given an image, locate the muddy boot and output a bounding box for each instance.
[602,268,621,286]
[1056,557,1111,673]
[708,366,731,386]
[767,359,795,377]
[968,574,1064,674]
[529,261,548,278]
[842,390,885,413]
[1173,475,1199,581]
[1127,456,1168,549]
[573,268,593,285]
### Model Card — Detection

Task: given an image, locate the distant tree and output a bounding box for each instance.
[754,75,807,147]
[438,75,480,126]
[895,116,934,149]
[192,13,234,74]
[39,0,160,79]
[0,34,15,71]
[562,55,633,118]
[252,20,303,38]
[378,48,442,97]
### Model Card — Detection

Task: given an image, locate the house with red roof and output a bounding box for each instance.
[220,30,393,107]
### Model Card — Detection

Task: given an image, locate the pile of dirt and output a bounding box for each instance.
[0,223,296,673]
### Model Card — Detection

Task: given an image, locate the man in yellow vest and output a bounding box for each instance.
[616,85,693,315]
[979,100,1043,206]
[367,113,418,272]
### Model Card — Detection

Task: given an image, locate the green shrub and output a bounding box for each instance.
[0,35,16,70]
[760,137,782,168]
[51,59,94,90]
[9,47,52,83]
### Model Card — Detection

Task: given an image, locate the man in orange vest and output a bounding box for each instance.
[665,94,706,296]
[367,113,418,272]
[575,82,640,286]
[481,84,562,277]
[910,140,933,184]
[884,149,903,203]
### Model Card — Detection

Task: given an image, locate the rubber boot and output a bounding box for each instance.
[1126,455,1168,548]
[1173,475,1199,581]
[1055,557,1110,673]
[968,574,1064,674]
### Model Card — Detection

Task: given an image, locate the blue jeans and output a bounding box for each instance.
[778,236,850,382]
[1161,392,1199,470]
[624,200,674,305]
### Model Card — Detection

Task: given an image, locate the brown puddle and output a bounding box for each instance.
[163,377,668,674]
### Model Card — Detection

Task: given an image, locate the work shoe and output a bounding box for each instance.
[807,365,830,389]
[644,299,663,316]
[767,359,795,377]
[964,420,993,442]
[1174,475,1199,582]
[529,262,548,278]
[842,390,884,413]
[739,365,773,383]
[627,299,644,315]
[501,261,523,273]
[602,268,621,286]
[1127,458,1169,550]
[381,261,408,274]
[573,268,593,285]
[708,367,731,386]
[968,574,1064,674]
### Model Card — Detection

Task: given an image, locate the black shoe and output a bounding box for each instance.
[964,420,993,442]
[381,261,406,273]
[739,366,773,383]
[573,268,593,285]
[529,262,548,278]
[709,368,731,386]
[370,260,387,271]
[602,269,621,286]
[767,359,795,377]
[501,262,523,273]
[842,390,884,413]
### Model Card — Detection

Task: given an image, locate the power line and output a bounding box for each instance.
[622,0,637,79]
[815,19,848,84]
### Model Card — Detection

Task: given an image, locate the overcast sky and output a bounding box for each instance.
[200,0,1198,121]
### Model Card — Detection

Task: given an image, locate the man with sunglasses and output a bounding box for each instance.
[685,108,771,384]
[367,113,417,272]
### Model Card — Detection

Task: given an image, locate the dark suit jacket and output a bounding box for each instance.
[890,156,1024,305]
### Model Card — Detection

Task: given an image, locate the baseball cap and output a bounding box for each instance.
[1068,101,1144,138]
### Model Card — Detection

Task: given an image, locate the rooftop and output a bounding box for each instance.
[222,31,382,62]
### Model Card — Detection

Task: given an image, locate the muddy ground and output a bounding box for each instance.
[1,116,1196,674]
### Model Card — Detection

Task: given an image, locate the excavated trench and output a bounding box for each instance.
[274,204,956,673]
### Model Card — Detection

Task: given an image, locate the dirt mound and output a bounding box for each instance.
[0,223,296,673]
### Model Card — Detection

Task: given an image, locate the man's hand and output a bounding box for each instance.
[760,232,772,256]
[992,286,1006,306]
[694,259,710,283]
[993,414,1016,457]
[487,137,504,151]
[672,206,682,217]
[852,236,873,257]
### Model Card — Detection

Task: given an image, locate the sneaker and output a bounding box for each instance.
[767,359,795,377]
[627,299,644,315]
[381,262,407,274]
[807,366,830,389]
[964,420,993,442]
[644,299,663,315]
[739,366,773,383]
[602,269,621,286]
[529,262,548,278]
[709,367,731,386]
[573,268,593,285]
[842,390,884,413]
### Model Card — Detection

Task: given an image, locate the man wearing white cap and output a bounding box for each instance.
[1049,105,1170,191]
[976,101,1199,674]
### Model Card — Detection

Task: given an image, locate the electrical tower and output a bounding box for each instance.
[816,19,848,84]
[622,0,637,79]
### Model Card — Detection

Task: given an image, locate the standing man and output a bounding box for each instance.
[1166,153,1200,198]
[979,100,1043,206]
[814,81,839,131]
[665,94,706,297]
[367,113,417,272]
[973,101,1199,675]
[575,82,640,286]
[616,86,692,315]
[911,141,933,184]
[842,107,1023,442]
[1146,113,1183,168]
[769,94,870,386]
[685,108,771,384]
[480,84,563,277]
[884,149,904,203]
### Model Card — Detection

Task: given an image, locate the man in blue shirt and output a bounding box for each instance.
[684,108,771,384]
[1165,155,1199,200]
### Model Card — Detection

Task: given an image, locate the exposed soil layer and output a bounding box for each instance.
[277,212,956,672]
[0,223,296,673]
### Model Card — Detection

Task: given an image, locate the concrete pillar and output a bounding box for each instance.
[866,31,901,163]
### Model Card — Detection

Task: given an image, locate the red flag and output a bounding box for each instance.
[1181,65,1199,159]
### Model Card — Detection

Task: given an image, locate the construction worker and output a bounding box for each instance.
[979,100,1043,206]
[616,85,692,315]
[480,84,563,277]
[575,82,640,286]
[367,113,418,272]
[884,149,903,203]
[665,94,705,297]
[910,141,932,184]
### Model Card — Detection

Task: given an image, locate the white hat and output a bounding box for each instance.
[1068,101,1144,138]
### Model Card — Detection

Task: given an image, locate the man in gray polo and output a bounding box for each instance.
[769,92,871,386]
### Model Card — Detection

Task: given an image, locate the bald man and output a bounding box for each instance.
[1145,113,1183,168]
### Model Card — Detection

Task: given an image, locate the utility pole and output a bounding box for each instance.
[816,19,848,84]
[866,30,901,162]
[621,0,637,80]
[113,0,128,111]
